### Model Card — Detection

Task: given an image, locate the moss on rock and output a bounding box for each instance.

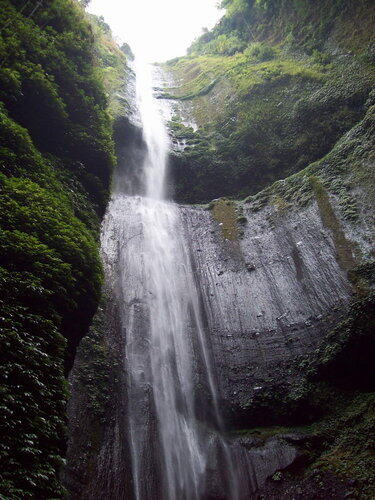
[233,294,375,496]
[164,1,374,205]
[210,197,239,240]
[310,175,357,272]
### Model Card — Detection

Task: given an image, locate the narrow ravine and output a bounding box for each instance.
[2,1,374,498]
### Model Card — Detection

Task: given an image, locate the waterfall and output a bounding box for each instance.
[101,60,239,499]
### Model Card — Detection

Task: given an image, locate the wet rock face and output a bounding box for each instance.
[203,432,306,498]
[65,195,362,498]
[181,201,353,422]
[230,435,302,494]
[64,293,133,500]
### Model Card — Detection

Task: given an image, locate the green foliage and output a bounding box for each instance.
[0,0,116,210]
[190,33,246,57]
[244,42,276,61]
[0,173,100,494]
[243,101,374,219]
[0,107,48,181]
[0,297,68,498]
[196,0,374,56]
[167,52,367,203]
[0,174,102,321]
[164,0,374,204]
[311,392,375,497]
[0,0,127,497]
[221,0,249,16]
[312,49,331,65]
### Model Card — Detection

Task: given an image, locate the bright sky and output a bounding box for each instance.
[87,0,223,62]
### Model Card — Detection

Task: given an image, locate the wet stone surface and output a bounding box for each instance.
[180,201,353,419]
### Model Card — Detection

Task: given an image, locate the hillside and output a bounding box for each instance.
[0,1,129,496]
[161,0,375,203]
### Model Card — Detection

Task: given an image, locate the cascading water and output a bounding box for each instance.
[65,47,354,500]
[102,60,240,499]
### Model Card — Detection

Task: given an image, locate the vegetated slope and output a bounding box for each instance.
[162,0,375,203]
[0,1,128,497]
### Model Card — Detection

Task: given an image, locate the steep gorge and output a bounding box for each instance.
[0,0,374,498]
[66,1,374,498]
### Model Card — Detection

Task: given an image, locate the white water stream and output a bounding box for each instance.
[103,60,239,499]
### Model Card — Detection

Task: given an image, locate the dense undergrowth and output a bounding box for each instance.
[162,0,375,203]
[0,0,127,497]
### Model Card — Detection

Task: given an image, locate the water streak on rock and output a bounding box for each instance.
[102,60,238,499]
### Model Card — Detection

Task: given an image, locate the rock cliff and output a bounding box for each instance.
[64,0,375,498]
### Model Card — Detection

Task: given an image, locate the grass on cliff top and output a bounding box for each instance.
[163,47,326,100]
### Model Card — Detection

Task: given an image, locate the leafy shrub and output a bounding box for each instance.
[205,34,246,56]
[312,49,331,65]
[244,42,276,61]
[0,0,115,211]
[190,33,246,56]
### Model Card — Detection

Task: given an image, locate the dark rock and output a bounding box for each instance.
[234,436,263,449]
[246,263,256,271]
[275,433,311,444]
[181,202,356,422]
